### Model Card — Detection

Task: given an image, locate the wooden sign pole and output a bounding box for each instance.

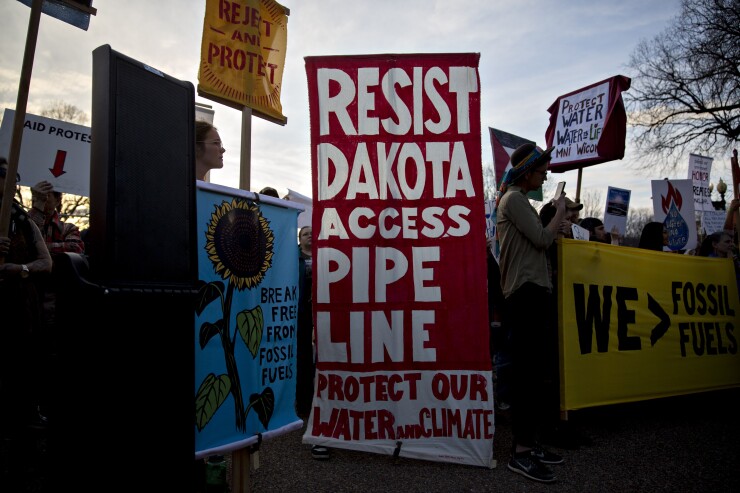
[0,0,42,254]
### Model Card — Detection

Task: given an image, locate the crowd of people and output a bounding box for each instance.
[491,143,740,483]
[3,120,737,489]
[194,122,740,483]
[0,156,86,490]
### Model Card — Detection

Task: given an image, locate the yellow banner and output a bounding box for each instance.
[198,0,288,124]
[558,239,740,410]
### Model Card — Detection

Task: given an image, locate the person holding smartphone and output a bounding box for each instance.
[496,143,569,483]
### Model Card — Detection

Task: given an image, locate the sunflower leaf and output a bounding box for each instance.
[248,387,275,429]
[236,305,263,358]
[194,373,231,431]
[195,281,225,315]
[199,320,224,349]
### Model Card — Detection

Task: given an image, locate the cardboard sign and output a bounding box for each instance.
[0,108,91,196]
[651,179,698,252]
[688,153,714,212]
[545,75,631,172]
[603,186,631,236]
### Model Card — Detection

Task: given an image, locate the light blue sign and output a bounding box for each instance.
[194,183,303,457]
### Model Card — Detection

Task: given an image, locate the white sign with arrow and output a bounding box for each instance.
[0,108,91,196]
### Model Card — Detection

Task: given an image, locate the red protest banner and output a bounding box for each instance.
[304,53,494,468]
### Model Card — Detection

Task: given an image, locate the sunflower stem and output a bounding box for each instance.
[222,281,247,431]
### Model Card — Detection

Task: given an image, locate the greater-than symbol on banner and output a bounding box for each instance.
[648,293,671,346]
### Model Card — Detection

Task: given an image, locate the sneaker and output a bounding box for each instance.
[311,445,330,460]
[507,453,556,483]
[530,446,564,465]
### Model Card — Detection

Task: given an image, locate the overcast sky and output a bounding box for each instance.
[2,0,715,213]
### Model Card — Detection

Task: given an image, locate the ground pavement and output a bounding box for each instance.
[247,387,739,492]
[2,387,738,492]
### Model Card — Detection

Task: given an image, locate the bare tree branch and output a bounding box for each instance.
[579,189,604,219]
[624,207,655,246]
[625,0,740,174]
[40,100,89,125]
[482,164,496,201]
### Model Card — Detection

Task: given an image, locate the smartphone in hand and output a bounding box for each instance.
[553,181,566,201]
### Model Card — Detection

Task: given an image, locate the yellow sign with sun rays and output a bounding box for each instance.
[198,0,289,124]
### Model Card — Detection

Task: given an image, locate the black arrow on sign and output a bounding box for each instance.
[49,150,67,177]
[648,293,671,346]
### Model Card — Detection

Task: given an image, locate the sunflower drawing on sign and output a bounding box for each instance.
[195,198,275,432]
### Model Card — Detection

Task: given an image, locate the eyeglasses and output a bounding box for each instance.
[198,140,224,149]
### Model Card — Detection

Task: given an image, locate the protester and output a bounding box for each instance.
[28,181,84,255]
[194,120,227,483]
[698,230,734,258]
[722,198,739,237]
[696,229,740,299]
[296,225,313,419]
[195,120,225,181]
[295,225,329,460]
[579,217,620,245]
[538,202,565,305]
[259,186,280,198]
[27,181,85,422]
[487,236,510,412]
[537,204,593,451]
[564,196,583,226]
[0,157,53,445]
[538,202,554,223]
[638,221,668,251]
[496,143,569,483]
[550,196,583,239]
